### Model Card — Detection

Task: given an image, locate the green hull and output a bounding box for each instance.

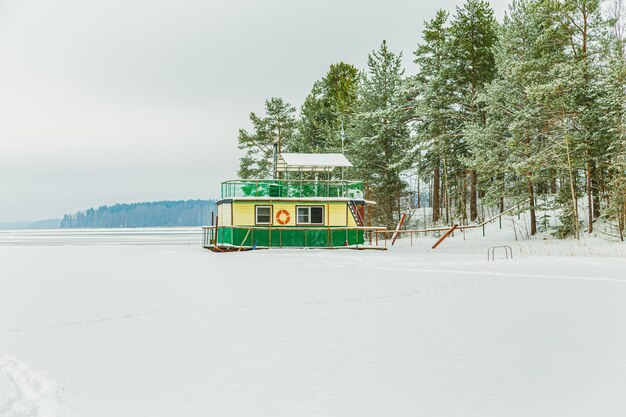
[216,227,365,248]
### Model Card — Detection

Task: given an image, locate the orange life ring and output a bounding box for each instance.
[276,209,290,225]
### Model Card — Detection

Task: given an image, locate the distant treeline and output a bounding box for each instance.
[60,200,217,228]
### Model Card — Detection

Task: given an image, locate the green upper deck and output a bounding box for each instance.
[220,179,364,199]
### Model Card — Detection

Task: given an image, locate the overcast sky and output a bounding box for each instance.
[0,0,510,222]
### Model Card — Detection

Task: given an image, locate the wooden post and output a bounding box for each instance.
[238,228,252,252]
[214,216,219,251]
[327,202,330,247]
[431,224,458,250]
[391,213,406,246]
[269,202,272,248]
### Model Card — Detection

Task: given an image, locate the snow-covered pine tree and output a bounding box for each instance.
[237,98,297,179]
[554,0,613,234]
[410,10,456,224]
[349,41,411,227]
[449,0,498,222]
[293,62,359,154]
[467,0,571,236]
[603,0,626,239]
[409,0,497,226]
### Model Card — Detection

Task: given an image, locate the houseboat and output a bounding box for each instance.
[202,153,384,250]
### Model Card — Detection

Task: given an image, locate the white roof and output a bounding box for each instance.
[219,197,377,205]
[277,153,352,172]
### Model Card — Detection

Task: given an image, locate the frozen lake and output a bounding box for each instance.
[1,228,625,417]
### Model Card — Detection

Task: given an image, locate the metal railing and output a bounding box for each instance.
[220,179,364,199]
[487,246,513,260]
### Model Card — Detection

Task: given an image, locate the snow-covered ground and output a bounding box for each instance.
[0,226,625,417]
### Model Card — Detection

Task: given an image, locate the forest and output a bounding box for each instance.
[60,200,216,228]
[236,0,625,239]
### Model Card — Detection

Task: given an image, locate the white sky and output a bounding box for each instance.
[0,0,509,222]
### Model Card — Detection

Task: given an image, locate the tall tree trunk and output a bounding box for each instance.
[470,169,478,221]
[461,176,468,225]
[587,162,593,233]
[565,138,580,239]
[442,156,451,224]
[432,161,440,223]
[528,180,537,236]
[417,178,421,209]
[498,173,505,213]
[397,189,401,225]
[621,201,625,242]
[591,163,601,218]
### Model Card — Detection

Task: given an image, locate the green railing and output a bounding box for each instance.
[220,179,364,199]
[202,225,387,249]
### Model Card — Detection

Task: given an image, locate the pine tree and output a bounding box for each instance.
[449,0,498,221]
[294,62,359,153]
[466,0,571,236]
[410,10,456,224]
[604,0,626,239]
[554,0,611,234]
[237,97,297,178]
[350,41,411,227]
[410,1,497,226]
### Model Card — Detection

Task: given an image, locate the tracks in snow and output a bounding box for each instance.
[0,276,495,334]
[5,260,620,335]
[0,354,63,417]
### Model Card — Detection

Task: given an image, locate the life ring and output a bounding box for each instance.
[276,209,290,225]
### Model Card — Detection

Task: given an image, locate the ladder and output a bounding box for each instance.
[347,200,365,226]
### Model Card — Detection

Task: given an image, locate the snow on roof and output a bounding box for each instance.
[277,153,353,172]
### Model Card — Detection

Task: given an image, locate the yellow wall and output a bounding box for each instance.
[230,201,357,227]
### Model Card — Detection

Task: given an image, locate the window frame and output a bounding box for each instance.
[254,205,272,225]
[296,205,325,226]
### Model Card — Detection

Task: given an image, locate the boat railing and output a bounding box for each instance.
[202,225,387,250]
[220,179,364,199]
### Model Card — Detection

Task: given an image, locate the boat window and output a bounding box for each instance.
[296,206,324,225]
[311,206,323,224]
[255,206,271,224]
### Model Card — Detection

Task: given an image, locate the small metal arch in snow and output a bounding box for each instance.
[487,245,513,261]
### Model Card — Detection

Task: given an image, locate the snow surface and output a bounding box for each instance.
[0,227,625,417]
